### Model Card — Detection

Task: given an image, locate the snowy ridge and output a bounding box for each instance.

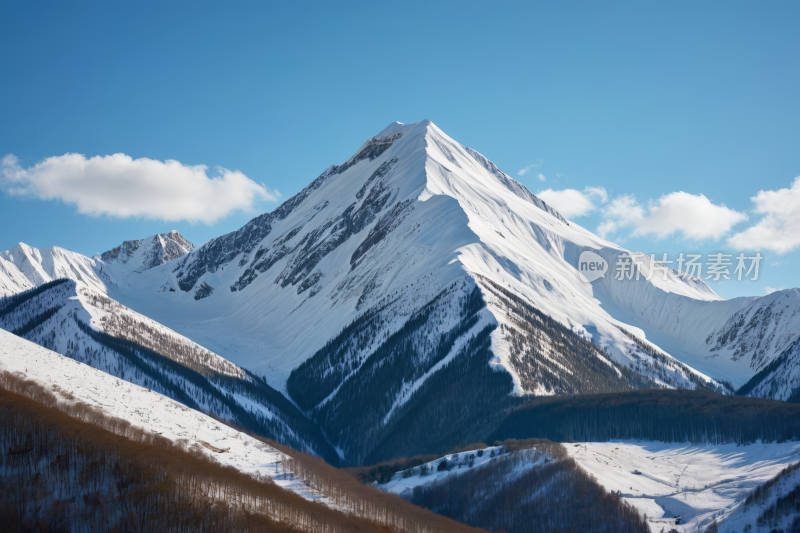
[0,280,338,461]
[0,242,112,297]
[110,121,725,397]
[0,328,327,504]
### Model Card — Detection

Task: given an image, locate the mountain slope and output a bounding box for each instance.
[116,122,718,391]
[0,327,323,501]
[568,441,800,533]
[376,441,650,533]
[0,279,339,463]
[594,263,800,396]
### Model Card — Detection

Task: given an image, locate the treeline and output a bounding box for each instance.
[490,389,800,445]
[0,278,70,320]
[346,453,443,485]
[88,293,245,378]
[730,461,800,533]
[479,277,652,395]
[212,371,337,463]
[0,370,483,533]
[346,442,535,486]
[390,439,649,533]
[273,450,483,533]
[736,336,800,399]
[358,319,517,465]
[7,282,338,463]
[0,282,73,339]
[11,305,64,337]
[95,294,339,451]
[71,314,339,463]
[613,324,732,393]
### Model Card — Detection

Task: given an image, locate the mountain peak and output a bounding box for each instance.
[100,231,194,272]
[372,120,435,139]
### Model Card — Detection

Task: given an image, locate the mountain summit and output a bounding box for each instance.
[102,119,772,463]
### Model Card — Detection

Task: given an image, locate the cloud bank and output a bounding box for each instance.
[728,177,800,254]
[535,176,800,254]
[597,192,748,241]
[1,153,279,224]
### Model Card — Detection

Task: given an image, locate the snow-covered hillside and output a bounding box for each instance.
[0,327,325,503]
[568,441,800,532]
[371,440,650,532]
[595,268,800,396]
[99,230,194,272]
[378,444,545,497]
[0,279,338,462]
[717,460,800,533]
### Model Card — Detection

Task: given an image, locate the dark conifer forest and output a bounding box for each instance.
[404,440,649,533]
[491,389,800,444]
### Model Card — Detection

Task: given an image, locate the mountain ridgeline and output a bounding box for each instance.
[0,280,339,464]
[175,132,403,296]
[100,230,194,272]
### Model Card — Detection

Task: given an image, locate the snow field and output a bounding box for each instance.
[568,440,800,532]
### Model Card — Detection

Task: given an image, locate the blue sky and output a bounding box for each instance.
[1,1,798,298]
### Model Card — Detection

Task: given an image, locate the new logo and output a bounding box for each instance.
[578,251,608,282]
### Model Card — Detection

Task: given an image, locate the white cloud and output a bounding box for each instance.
[728,177,800,254]
[1,153,279,224]
[764,286,785,295]
[771,261,788,266]
[537,186,608,219]
[597,192,748,241]
[537,173,546,182]
[517,159,544,176]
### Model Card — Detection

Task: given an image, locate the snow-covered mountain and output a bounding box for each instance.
[2,120,799,464]
[593,260,800,399]
[99,230,194,272]
[0,242,112,297]
[88,121,742,462]
[0,230,194,298]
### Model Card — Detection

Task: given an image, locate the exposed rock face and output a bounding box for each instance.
[101,231,194,272]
